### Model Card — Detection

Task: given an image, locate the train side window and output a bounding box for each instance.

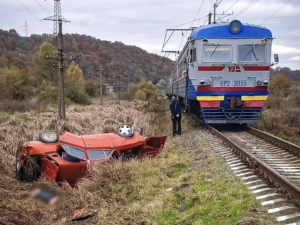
[190,48,197,62]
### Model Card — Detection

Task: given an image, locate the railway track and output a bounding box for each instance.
[192,114,300,224]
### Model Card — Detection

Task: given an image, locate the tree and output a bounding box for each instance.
[33,41,58,85]
[66,61,85,86]
[65,61,90,105]
[127,82,138,100]
[155,78,167,91]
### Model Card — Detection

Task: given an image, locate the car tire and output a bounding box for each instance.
[116,124,134,138]
[38,131,59,143]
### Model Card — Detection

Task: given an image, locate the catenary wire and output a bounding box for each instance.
[230,0,259,20]
[260,0,292,25]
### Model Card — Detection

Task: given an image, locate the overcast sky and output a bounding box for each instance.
[1,0,299,70]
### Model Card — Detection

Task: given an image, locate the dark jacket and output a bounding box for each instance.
[170,101,182,115]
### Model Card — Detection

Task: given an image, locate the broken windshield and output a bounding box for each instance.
[238,45,266,62]
[88,150,112,160]
[61,144,86,160]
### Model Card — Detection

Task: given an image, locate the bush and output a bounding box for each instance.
[0,99,49,113]
[85,80,97,97]
[37,84,58,103]
[0,67,34,101]
[127,82,138,101]
[269,73,292,96]
[66,84,91,105]
[135,80,156,102]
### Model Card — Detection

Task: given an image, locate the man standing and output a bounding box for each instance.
[170,96,182,136]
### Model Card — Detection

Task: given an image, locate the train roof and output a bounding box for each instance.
[189,20,272,40]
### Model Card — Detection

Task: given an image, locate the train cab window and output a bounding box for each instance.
[202,45,232,62]
[238,45,266,62]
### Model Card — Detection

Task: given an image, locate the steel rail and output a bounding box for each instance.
[207,125,300,207]
[247,127,300,158]
[191,114,300,207]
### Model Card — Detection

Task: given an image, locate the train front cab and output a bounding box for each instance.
[187,20,278,124]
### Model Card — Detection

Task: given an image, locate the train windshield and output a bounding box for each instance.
[202,45,232,62]
[238,45,266,62]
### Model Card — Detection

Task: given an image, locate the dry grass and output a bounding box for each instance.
[253,84,300,144]
[0,101,173,224]
[0,99,279,225]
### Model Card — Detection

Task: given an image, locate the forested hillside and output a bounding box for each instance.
[0,29,174,84]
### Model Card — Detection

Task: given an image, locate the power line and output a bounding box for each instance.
[15,0,52,32]
[171,16,207,29]
[33,0,52,15]
[223,0,239,13]
[230,0,259,21]
[190,0,205,28]
[260,0,292,25]
[177,0,206,51]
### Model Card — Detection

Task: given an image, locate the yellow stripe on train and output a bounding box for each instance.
[196,96,268,101]
[197,96,224,101]
[241,96,268,101]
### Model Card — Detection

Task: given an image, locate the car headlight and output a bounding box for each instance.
[229,20,243,34]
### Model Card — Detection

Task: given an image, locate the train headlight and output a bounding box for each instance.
[263,80,269,85]
[262,38,267,44]
[229,20,243,34]
[206,80,212,85]
[256,80,262,86]
[200,79,212,86]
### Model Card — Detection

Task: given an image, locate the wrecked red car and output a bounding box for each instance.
[16,124,167,187]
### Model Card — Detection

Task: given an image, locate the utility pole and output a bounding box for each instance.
[118,73,121,103]
[58,20,65,119]
[44,0,74,120]
[46,20,74,120]
[24,21,28,37]
[127,77,129,96]
[96,63,105,105]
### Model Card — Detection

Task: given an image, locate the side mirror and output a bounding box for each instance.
[274,54,279,63]
[271,54,279,66]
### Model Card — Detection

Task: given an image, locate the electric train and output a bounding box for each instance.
[165,20,279,124]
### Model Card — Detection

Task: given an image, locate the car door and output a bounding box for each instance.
[141,136,167,157]
[42,152,89,187]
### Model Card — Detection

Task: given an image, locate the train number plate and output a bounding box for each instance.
[220,80,246,86]
[233,80,246,86]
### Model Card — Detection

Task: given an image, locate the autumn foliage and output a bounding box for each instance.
[269,73,292,96]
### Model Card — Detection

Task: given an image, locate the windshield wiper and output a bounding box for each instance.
[210,44,219,58]
[242,45,258,61]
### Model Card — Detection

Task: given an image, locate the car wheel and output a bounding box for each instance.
[116,124,134,138]
[38,131,59,143]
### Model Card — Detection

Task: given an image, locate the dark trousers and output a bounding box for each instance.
[172,114,181,136]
